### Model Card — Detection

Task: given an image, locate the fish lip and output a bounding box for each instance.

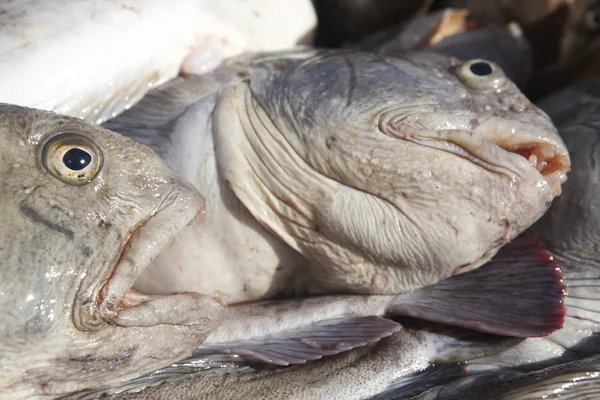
[379,111,571,196]
[77,186,205,331]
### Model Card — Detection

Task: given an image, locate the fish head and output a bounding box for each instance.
[0,104,222,397]
[215,50,570,293]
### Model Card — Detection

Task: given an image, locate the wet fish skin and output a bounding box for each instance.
[387,77,600,400]
[405,354,600,400]
[66,232,565,399]
[0,0,316,124]
[105,49,569,302]
[0,104,222,399]
[77,325,520,400]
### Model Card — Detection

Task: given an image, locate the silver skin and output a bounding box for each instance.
[84,328,514,400]
[0,0,316,124]
[474,77,600,371]
[400,77,600,399]
[74,78,600,400]
[0,105,223,399]
[105,49,570,303]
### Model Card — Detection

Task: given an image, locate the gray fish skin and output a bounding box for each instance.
[409,354,600,400]
[533,78,600,345]
[261,78,600,400]
[443,79,600,374]
[389,77,600,399]
[105,48,569,303]
[79,326,518,400]
[0,104,223,399]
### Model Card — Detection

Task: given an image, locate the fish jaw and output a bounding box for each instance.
[0,103,224,398]
[213,47,574,295]
[75,184,224,331]
[383,110,570,194]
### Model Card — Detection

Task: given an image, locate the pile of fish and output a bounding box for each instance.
[1,0,599,399]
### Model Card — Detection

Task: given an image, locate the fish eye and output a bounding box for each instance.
[41,133,103,185]
[584,9,600,31]
[456,59,506,91]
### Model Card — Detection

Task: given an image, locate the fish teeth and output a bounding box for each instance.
[545,170,565,196]
[538,143,556,159]
[528,153,538,169]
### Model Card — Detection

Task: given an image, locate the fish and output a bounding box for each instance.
[0,104,224,399]
[356,8,533,87]
[0,0,316,124]
[441,0,600,98]
[72,329,516,400]
[392,354,600,399]
[66,234,566,399]
[375,75,600,400]
[103,49,571,305]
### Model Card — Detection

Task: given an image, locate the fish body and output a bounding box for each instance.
[0,0,316,124]
[105,49,570,302]
[0,104,223,399]
[68,235,566,399]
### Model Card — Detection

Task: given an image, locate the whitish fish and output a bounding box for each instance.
[0,104,223,399]
[104,49,571,305]
[67,234,567,399]
[390,355,600,399]
[375,76,600,400]
[71,77,598,400]
[0,0,316,124]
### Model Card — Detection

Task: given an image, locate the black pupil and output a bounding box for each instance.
[63,148,92,171]
[469,62,493,76]
[594,12,600,24]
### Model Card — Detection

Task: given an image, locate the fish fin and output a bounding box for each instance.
[44,67,175,126]
[102,66,245,150]
[558,257,600,329]
[367,364,466,400]
[193,316,401,366]
[416,356,600,400]
[389,234,566,337]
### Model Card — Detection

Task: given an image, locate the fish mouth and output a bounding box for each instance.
[379,111,571,196]
[83,187,222,330]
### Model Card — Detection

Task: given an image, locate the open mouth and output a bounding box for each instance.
[93,188,223,329]
[379,112,571,196]
[499,141,570,195]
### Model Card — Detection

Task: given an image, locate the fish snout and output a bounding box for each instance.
[380,111,571,196]
[77,183,220,333]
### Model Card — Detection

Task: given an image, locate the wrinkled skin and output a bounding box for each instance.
[0,105,223,399]
[93,78,600,400]
[106,49,570,301]
[400,77,600,400]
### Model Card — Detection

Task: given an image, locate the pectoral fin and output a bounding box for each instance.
[193,316,401,366]
[388,234,566,337]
